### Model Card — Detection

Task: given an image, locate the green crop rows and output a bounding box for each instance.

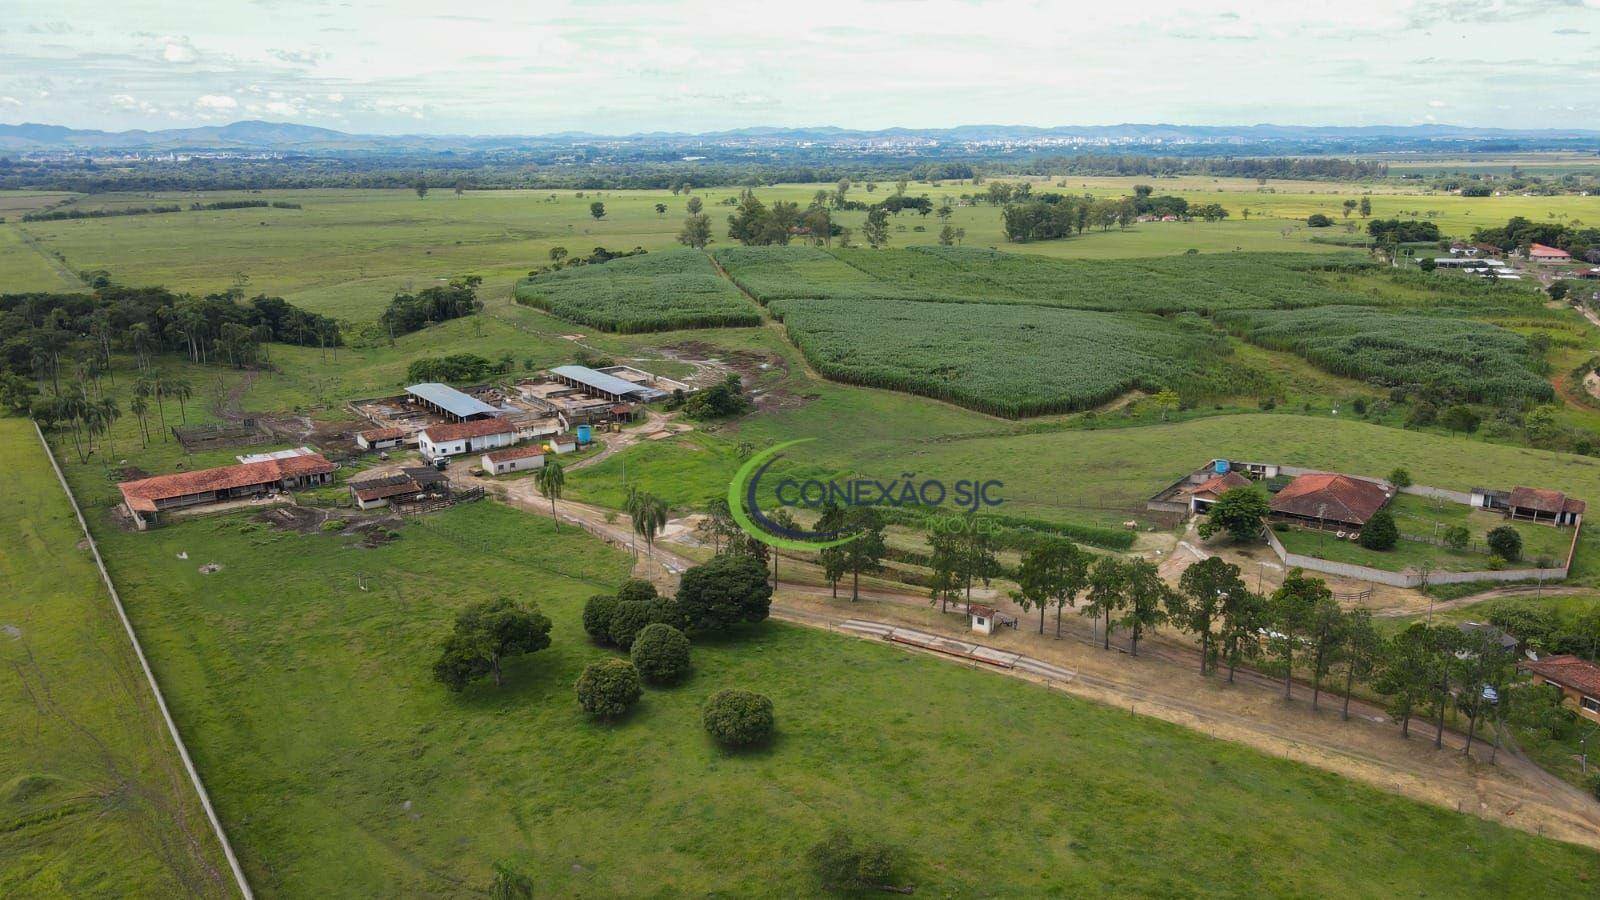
[766,295,1246,417]
[1215,305,1554,403]
[515,250,761,333]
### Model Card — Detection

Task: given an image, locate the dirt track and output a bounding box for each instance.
[459,471,1600,850]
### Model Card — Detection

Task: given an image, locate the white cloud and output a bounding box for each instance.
[196,94,238,110]
[0,96,22,107]
[160,35,197,64]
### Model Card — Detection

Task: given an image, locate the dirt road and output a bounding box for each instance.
[460,472,1600,850]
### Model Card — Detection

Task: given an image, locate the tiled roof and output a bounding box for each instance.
[1268,473,1390,525]
[1522,655,1600,698]
[1529,243,1571,258]
[421,418,515,443]
[1185,471,1251,498]
[484,445,544,463]
[1509,486,1566,514]
[118,453,335,512]
[358,426,408,442]
[969,604,996,618]
[353,478,422,502]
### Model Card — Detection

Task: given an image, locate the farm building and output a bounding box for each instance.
[549,365,669,403]
[406,382,502,422]
[1267,473,1393,530]
[482,445,545,475]
[1182,471,1252,514]
[545,433,578,455]
[118,453,336,529]
[347,467,453,509]
[1528,243,1572,262]
[1506,486,1585,527]
[356,426,410,451]
[418,418,518,461]
[1520,655,1600,723]
[237,446,318,465]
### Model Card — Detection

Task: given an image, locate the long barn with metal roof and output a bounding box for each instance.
[548,365,667,402]
[406,382,501,422]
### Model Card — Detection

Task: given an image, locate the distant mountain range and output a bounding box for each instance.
[3,120,1599,155]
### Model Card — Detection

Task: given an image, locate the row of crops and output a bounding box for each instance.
[765,295,1247,417]
[1214,306,1555,404]
[513,251,761,333]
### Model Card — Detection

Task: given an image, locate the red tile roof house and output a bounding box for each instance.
[481,445,545,476]
[1506,486,1586,527]
[417,417,517,461]
[1267,473,1393,530]
[1182,471,1252,514]
[1520,655,1600,723]
[355,426,411,451]
[118,453,336,529]
[1528,242,1571,262]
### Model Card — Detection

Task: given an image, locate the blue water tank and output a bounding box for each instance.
[576,424,592,445]
[1214,459,1230,474]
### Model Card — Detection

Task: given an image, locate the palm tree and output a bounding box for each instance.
[168,378,193,424]
[535,459,565,528]
[623,485,644,557]
[129,394,150,447]
[633,493,668,558]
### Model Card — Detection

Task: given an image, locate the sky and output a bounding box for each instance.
[2,0,1598,135]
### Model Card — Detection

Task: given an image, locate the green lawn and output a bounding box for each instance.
[0,418,231,897]
[54,467,1600,894]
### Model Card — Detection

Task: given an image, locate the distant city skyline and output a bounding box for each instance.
[3,0,1598,134]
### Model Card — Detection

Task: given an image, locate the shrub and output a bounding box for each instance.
[807,829,904,892]
[1388,467,1412,489]
[1487,525,1523,562]
[1358,510,1398,550]
[677,555,773,632]
[616,578,659,604]
[608,599,683,650]
[702,689,775,747]
[1306,213,1334,227]
[1442,525,1471,550]
[582,594,619,644]
[576,659,642,718]
[1440,404,1481,433]
[630,623,692,685]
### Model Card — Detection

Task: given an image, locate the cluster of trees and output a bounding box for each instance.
[1000,184,1228,243]
[377,276,481,339]
[1472,216,1600,258]
[678,373,751,420]
[404,352,502,384]
[528,245,649,276]
[0,285,340,408]
[18,198,301,223]
[1366,218,1440,244]
[1016,155,1387,181]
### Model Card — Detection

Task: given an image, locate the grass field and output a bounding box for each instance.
[5,175,1597,322]
[0,419,230,897]
[48,455,1600,895]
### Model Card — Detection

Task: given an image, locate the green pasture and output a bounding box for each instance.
[0,418,230,897]
[45,440,1600,895]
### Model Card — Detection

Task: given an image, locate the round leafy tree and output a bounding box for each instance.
[630,623,691,685]
[575,659,641,718]
[582,594,619,645]
[1358,509,1398,551]
[608,598,683,650]
[1196,486,1270,543]
[702,689,774,747]
[675,555,772,632]
[432,598,551,692]
[1306,213,1333,227]
[1487,525,1523,562]
[616,578,659,605]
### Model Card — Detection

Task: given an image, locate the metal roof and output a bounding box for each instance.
[550,365,665,400]
[406,383,500,419]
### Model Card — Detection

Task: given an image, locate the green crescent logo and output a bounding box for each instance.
[729,439,862,551]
